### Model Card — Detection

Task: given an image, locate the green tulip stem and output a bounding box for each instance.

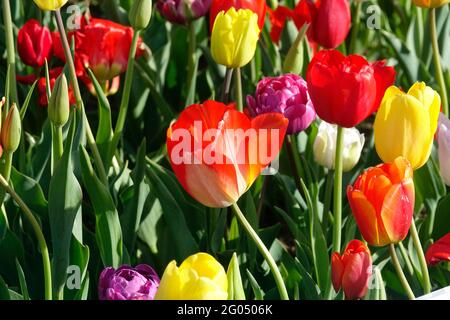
[410,220,431,294]
[109,30,141,169]
[231,202,289,300]
[186,21,198,106]
[0,174,52,300]
[430,8,449,116]
[2,0,18,105]
[235,68,243,112]
[389,244,415,300]
[332,126,344,253]
[52,125,64,167]
[54,10,108,185]
[322,170,334,231]
[0,152,13,205]
[348,0,363,54]
[221,68,234,103]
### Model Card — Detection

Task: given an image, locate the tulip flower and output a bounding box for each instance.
[157,0,212,25]
[17,20,53,67]
[413,0,450,8]
[314,0,351,49]
[210,0,267,31]
[167,100,288,208]
[313,121,365,172]
[211,8,260,69]
[155,253,228,300]
[374,82,440,170]
[307,50,396,128]
[331,240,372,300]
[438,114,450,185]
[425,233,450,266]
[246,74,316,134]
[347,157,415,247]
[1,104,22,154]
[98,264,160,300]
[33,0,68,11]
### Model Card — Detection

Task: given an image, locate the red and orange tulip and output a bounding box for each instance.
[166,100,288,208]
[331,240,372,300]
[347,157,415,247]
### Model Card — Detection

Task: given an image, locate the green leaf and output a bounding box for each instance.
[0,275,10,300]
[65,236,90,300]
[122,140,149,252]
[48,111,83,295]
[145,160,198,259]
[19,80,38,120]
[15,260,29,300]
[246,269,264,300]
[138,196,163,254]
[80,146,122,267]
[433,193,450,240]
[227,253,246,300]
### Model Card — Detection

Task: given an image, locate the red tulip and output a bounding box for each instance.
[426,233,450,266]
[347,157,414,247]
[314,0,351,49]
[52,18,145,82]
[210,0,267,31]
[306,49,396,128]
[332,240,372,300]
[167,100,288,208]
[18,19,53,67]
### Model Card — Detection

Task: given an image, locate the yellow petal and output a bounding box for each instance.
[33,0,68,11]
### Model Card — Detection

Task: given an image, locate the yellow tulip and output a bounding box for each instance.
[155,253,228,300]
[413,0,450,8]
[374,82,440,169]
[211,8,260,68]
[33,0,68,11]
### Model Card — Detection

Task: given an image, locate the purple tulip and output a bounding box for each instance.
[98,264,160,300]
[247,74,316,134]
[156,0,212,25]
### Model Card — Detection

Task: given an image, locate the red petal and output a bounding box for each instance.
[426,233,450,266]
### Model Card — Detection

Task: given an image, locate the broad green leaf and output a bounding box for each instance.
[138,196,163,254]
[48,112,83,296]
[0,275,10,300]
[246,269,264,300]
[433,193,450,240]
[80,146,122,267]
[65,236,90,300]
[122,140,149,252]
[15,260,29,300]
[227,253,246,300]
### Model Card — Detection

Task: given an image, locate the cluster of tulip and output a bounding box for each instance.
[1,0,449,302]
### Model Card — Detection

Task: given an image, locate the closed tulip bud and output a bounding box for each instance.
[211,8,260,68]
[347,157,414,247]
[33,0,68,11]
[1,104,22,154]
[314,0,351,49]
[155,253,228,300]
[413,0,450,8]
[129,0,153,30]
[313,121,365,172]
[374,82,440,170]
[48,74,70,127]
[332,240,372,300]
[438,113,450,186]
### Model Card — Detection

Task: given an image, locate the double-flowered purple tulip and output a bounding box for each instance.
[247,74,316,134]
[99,264,160,300]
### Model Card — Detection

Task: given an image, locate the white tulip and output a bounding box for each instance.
[313,121,365,172]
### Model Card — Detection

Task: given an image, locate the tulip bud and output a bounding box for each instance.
[313,121,364,172]
[48,74,70,128]
[211,8,260,68]
[438,113,450,186]
[374,82,440,170]
[1,104,22,154]
[155,253,228,300]
[331,240,372,300]
[282,23,308,75]
[413,0,450,8]
[129,0,153,30]
[33,0,68,11]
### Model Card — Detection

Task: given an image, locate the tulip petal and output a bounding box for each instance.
[425,233,450,266]
[341,251,372,300]
[331,252,344,292]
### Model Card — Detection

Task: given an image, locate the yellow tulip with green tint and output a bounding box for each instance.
[211,8,260,68]
[33,0,68,11]
[155,253,228,300]
[413,0,450,8]
[374,82,440,170]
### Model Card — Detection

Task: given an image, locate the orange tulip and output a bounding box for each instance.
[166,100,288,208]
[331,240,372,300]
[347,157,415,247]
